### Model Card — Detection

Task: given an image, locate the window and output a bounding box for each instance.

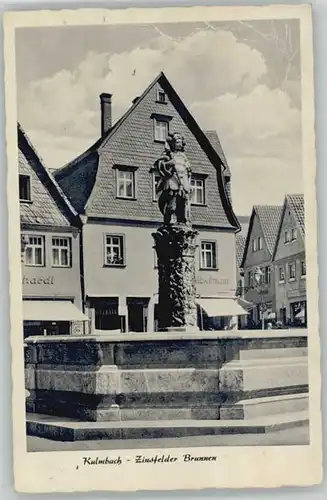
[279,266,285,282]
[252,239,257,252]
[116,169,135,199]
[248,270,253,288]
[52,237,71,267]
[291,228,297,241]
[24,235,44,266]
[154,119,168,142]
[19,174,31,202]
[154,249,158,268]
[200,241,217,269]
[190,176,205,205]
[288,262,296,280]
[156,90,167,104]
[264,266,271,285]
[284,230,290,244]
[258,236,263,251]
[152,174,161,201]
[105,235,125,266]
[301,260,306,277]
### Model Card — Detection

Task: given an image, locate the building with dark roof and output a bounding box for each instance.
[18,123,87,337]
[272,194,306,327]
[54,72,243,332]
[241,204,283,327]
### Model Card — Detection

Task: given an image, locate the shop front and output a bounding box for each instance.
[87,296,151,333]
[196,296,249,331]
[290,300,307,327]
[23,298,88,338]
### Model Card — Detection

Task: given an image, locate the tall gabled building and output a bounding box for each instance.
[18,123,87,337]
[241,205,282,326]
[272,194,306,327]
[54,72,243,332]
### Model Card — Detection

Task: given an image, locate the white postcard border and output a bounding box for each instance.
[4,4,322,493]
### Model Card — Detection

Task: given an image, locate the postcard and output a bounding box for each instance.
[3,3,322,493]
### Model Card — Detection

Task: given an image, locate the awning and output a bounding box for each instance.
[23,300,88,322]
[237,297,253,311]
[197,297,248,317]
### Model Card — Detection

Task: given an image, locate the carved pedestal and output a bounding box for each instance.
[153,224,198,331]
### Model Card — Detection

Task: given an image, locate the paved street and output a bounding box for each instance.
[27,424,309,452]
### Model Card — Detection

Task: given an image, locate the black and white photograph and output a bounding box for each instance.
[4,4,322,493]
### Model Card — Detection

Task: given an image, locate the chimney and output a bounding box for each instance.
[100,93,112,136]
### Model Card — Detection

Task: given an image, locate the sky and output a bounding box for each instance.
[15,20,302,216]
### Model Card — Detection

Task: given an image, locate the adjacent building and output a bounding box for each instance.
[18,124,87,337]
[54,72,245,333]
[241,205,282,327]
[272,194,306,327]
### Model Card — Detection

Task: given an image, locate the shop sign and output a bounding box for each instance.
[22,275,55,285]
[195,275,230,286]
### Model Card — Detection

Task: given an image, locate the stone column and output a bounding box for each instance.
[153,224,198,331]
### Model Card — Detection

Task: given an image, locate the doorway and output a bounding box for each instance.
[127,298,149,332]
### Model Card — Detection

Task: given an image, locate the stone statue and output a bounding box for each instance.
[153,132,192,226]
[152,132,198,331]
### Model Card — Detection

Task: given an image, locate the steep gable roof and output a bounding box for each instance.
[54,72,239,230]
[236,233,246,268]
[18,123,81,228]
[204,130,231,178]
[271,194,305,260]
[287,194,305,238]
[241,204,282,267]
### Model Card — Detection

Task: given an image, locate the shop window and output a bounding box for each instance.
[52,237,72,267]
[191,176,205,205]
[200,241,217,269]
[19,174,31,202]
[24,235,45,267]
[105,234,125,266]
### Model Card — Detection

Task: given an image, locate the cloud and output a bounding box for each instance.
[230,156,301,215]
[17,27,302,213]
[190,84,301,161]
[18,29,267,141]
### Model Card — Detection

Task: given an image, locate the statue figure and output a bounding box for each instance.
[153,132,192,226]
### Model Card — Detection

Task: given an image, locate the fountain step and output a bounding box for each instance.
[220,393,309,420]
[26,411,309,442]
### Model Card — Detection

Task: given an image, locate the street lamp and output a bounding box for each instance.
[254,267,265,330]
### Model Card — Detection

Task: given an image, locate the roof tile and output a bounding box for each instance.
[18,126,76,228]
[286,194,305,237]
[254,205,283,255]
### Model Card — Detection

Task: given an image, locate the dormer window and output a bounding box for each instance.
[156,90,167,104]
[19,174,31,202]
